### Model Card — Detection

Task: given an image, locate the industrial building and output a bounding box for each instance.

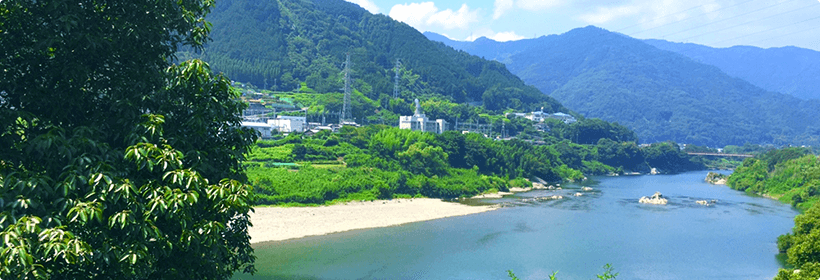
[399,99,448,134]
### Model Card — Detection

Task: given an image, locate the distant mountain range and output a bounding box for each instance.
[643,39,820,101]
[186,0,567,123]
[426,27,820,147]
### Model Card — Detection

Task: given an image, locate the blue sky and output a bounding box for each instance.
[345,0,820,50]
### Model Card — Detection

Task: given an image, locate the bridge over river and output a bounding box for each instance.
[686,152,754,158]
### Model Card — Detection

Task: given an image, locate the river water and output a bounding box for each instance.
[235,171,798,280]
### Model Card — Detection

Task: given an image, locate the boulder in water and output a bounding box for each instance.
[696,199,718,206]
[705,172,728,185]
[639,192,668,205]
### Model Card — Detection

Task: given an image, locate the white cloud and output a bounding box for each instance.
[346,0,380,14]
[642,0,692,26]
[466,30,526,42]
[427,4,480,29]
[493,0,514,19]
[490,31,526,41]
[516,0,562,11]
[578,5,640,24]
[389,2,479,31]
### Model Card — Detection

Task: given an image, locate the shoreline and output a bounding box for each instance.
[248,198,497,243]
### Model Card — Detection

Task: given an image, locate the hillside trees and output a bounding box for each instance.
[195,0,568,114]
[0,0,256,278]
[727,147,816,208]
[642,142,703,173]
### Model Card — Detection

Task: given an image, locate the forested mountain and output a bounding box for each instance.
[644,39,820,101]
[186,0,567,119]
[427,26,820,147]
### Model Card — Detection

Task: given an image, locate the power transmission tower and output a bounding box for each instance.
[501,120,506,139]
[341,52,352,124]
[393,59,402,99]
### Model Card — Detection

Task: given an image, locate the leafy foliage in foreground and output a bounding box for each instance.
[507,264,618,280]
[247,126,704,205]
[0,0,256,278]
[775,205,820,280]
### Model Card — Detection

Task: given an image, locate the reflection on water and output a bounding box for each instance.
[476,231,505,245]
[236,171,798,280]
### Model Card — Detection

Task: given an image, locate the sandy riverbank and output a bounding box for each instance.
[248,198,496,243]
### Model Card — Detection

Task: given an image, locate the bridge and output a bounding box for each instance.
[686,152,754,158]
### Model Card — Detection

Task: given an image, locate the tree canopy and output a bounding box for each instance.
[187,0,568,116]
[0,0,256,279]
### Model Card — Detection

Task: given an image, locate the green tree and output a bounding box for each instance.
[775,204,820,279]
[0,0,256,279]
[398,142,449,177]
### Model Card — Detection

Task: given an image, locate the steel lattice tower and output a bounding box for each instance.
[393,59,402,99]
[341,53,352,123]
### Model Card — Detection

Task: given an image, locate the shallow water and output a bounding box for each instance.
[235,171,798,280]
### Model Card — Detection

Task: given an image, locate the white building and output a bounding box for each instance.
[399,99,448,134]
[267,115,306,133]
[525,111,550,122]
[548,112,577,124]
[241,121,273,138]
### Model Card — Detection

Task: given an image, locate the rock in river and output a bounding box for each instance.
[639,192,668,205]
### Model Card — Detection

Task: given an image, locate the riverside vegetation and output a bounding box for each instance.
[727,148,820,279]
[246,122,705,206]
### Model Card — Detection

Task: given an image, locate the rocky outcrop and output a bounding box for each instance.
[695,200,717,206]
[639,192,668,205]
[581,187,593,191]
[471,192,513,199]
[525,195,564,202]
[705,172,728,185]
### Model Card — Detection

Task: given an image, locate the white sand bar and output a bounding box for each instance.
[249,198,496,243]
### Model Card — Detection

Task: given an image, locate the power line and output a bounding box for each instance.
[744,23,820,45]
[627,0,761,36]
[668,0,813,41]
[609,0,820,50]
[614,3,708,33]
[710,13,820,45]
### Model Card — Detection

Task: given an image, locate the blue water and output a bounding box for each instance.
[237,171,798,280]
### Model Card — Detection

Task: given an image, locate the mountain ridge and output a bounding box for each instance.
[643,39,820,100]
[427,26,820,147]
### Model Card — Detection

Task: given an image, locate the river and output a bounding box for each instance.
[235,171,798,280]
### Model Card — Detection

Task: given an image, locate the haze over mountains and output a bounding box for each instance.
[426,27,820,147]
[643,40,820,101]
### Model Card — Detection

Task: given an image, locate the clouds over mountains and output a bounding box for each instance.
[343,0,820,51]
[388,2,480,30]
